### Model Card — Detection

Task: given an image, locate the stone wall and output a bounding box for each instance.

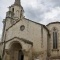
[4,18,48,60]
[47,23,60,59]
[0,43,3,57]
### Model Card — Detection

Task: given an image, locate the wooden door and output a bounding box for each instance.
[18,50,24,60]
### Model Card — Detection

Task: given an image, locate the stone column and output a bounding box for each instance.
[5,49,10,60]
[22,50,29,60]
[23,46,33,60]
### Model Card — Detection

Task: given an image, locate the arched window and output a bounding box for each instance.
[53,27,57,49]
[12,8,14,12]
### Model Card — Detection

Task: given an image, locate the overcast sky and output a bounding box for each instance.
[0,0,60,38]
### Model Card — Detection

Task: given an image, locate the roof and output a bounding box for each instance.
[46,21,60,26]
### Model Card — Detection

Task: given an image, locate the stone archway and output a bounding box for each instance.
[9,41,24,60]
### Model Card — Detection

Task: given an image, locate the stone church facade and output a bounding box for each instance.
[0,0,60,60]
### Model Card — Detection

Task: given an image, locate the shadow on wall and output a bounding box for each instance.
[0,44,2,59]
[0,56,2,60]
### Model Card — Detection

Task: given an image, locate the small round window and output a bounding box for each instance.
[20,25,25,31]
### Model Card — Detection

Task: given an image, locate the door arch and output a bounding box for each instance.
[9,41,24,60]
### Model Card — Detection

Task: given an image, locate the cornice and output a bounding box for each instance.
[5,37,33,46]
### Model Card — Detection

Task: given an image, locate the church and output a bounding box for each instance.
[0,0,60,60]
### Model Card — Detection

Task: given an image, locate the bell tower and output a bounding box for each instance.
[3,0,24,31]
[6,0,24,20]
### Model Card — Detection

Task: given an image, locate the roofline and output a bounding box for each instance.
[24,17,49,34]
[46,21,60,26]
[5,17,49,35]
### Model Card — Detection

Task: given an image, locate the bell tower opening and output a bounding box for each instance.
[12,8,14,12]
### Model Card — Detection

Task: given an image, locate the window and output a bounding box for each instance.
[12,8,14,12]
[20,25,25,31]
[53,28,57,49]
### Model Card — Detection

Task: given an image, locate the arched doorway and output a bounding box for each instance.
[9,41,24,60]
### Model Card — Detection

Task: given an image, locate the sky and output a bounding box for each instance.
[0,0,60,38]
